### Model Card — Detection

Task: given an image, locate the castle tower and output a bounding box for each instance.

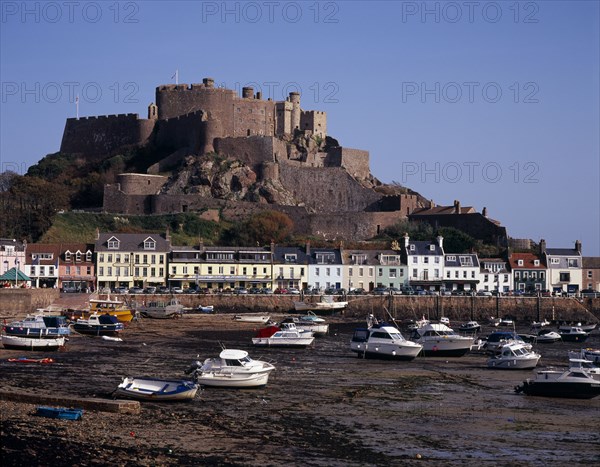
[203,77,215,88]
[242,86,254,99]
[148,103,158,120]
[290,92,301,133]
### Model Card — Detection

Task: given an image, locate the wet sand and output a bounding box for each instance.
[1,314,599,466]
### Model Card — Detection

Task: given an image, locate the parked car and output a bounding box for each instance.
[287,287,301,295]
[323,288,337,295]
[274,288,288,294]
[401,286,415,295]
[260,288,273,294]
[144,286,157,294]
[348,288,366,295]
[234,287,249,295]
[171,287,184,294]
[372,287,389,295]
[388,287,403,295]
[129,287,144,294]
[477,290,492,296]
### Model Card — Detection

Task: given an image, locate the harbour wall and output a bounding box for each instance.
[0,289,60,317]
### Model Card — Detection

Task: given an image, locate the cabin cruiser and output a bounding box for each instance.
[515,365,600,399]
[558,327,589,343]
[410,323,475,357]
[137,298,183,319]
[279,315,329,336]
[252,322,315,347]
[350,322,422,360]
[3,313,70,338]
[186,349,276,388]
[483,331,533,354]
[535,329,562,344]
[458,321,481,333]
[487,342,541,370]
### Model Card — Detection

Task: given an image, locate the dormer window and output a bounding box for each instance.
[107,237,120,250]
[410,245,415,251]
[75,251,82,262]
[65,251,71,262]
[86,251,92,261]
[429,245,435,251]
[144,237,156,250]
[284,254,297,263]
[517,259,524,266]
[534,260,540,266]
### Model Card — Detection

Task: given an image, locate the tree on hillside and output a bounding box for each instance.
[223,211,293,246]
[436,227,476,253]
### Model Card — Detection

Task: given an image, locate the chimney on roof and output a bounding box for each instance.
[482,207,487,217]
[199,238,205,253]
[270,240,275,255]
[575,240,582,254]
[165,226,171,244]
[540,239,546,255]
[403,232,410,248]
[454,200,461,214]
[437,235,444,250]
[430,199,435,208]
[95,227,100,240]
[306,241,311,256]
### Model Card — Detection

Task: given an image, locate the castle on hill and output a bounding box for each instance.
[58,77,505,244]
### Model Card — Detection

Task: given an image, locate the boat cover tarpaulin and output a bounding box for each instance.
[256,326,279,338]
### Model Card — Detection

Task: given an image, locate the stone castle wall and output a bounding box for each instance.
[60,114,155,156]
[278,165,380,213]
[326,147,370,180]
[213,136,287,174]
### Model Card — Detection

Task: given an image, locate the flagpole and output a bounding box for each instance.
[76,95,79,119]
[176,69,179,85]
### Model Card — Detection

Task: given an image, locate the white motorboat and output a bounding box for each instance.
[114,377,199,401]
[410,323,475,357]
[3,313,71,338]
[498,317,514,327]
[252,322,315,348]
[568,349,600,366]
[233,315,271,324]
[487,342,541,370]
[530,319,550,330]
[1,334,66,351]
[138,299,183,319]
[187,349,276,388]
[483,331,533,354]
[536,330,562,343]
[350,322,422,360]
[407,316,430,331]
[515,366,600,399]
[293,296,347,312]
[559,322,597,333]
[279,315,329,336]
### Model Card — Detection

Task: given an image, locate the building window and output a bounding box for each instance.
[144,239,156,250]
[66,266,71,275]
[447,256,456,262]
[446,271,450,278]
[300,268,304,276]
[568,259,578,268]
[412,257,418,264]
[326,268,330,276]
[151,268,156,277]
[514,271,520,279]
[107,254,113,263]
[389,269,397,278]
[99,267,104,276]
[230,267,235,274]
[107,238,119,249]
[424,257,429,264]
[559,272,570,282]
[218,267,224,274]
[551,258,559,264]
[455,271,459,278]
[208,266,213,274]
[434,269,439,279]
[378,268,383,277]
[412,268,417,278]
[471,271,475,278]
[134,267,139,276]
[315,267,320,276]
[588,271,593,278]
[435,257,440,264]
[171,266,176,275]
[517,260,523,266]
[99,254,104,262]
[369,268,374,277]
[143,267,148,277]
[358,268,363,277]
[534,260,540,266]
[107,267,112,276]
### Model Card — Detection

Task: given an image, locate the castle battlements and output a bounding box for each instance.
[65,113,144,123]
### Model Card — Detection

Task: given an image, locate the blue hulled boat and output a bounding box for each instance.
[3,313,70,338]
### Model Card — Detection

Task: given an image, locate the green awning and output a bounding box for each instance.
[0,267,32,282]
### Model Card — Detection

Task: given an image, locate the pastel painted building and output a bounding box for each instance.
[273,246,308,291]
[542,239,583,295]
[443,253,480,292]
[509,252,547,293]
[307,247,344,291]
[479,258,512,293]
[95,231,171,289]
[401,234,445,291]
[342,249,378,292]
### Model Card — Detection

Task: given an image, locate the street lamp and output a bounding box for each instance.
[15,260,20,288]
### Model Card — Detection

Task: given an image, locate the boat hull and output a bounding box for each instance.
[71,324,123,336]
[559,333,588,343]
[115,377,199,401]
[233,315,271,323]
[252,337,314,348]
[415,338,473,357]
[350,342,421,360]
[195,371,272,388]
[487,357,540,370]
[3,327,70,338]
[1,335,66,351]
[518,381,600,399]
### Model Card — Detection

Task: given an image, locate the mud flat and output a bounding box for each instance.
[1,314,599,466]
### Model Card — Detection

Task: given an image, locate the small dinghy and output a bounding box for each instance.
[8,357,55,364]
[114,377,199,401]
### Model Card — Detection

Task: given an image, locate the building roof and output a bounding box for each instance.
[405,241,444,256]
[509,253,546,269]
[546,248,581,257]
[0,238,26,251]
[444,254,480,268]
[342,249,381,266]
[583,257,600,269]
[308,248,343,265]
[0,267,31,282]
[95,233,170,252]
[273,246,309,264]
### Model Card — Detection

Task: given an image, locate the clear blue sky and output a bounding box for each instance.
[1,1,599,255]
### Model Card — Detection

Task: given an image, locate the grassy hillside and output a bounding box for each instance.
[40,212,223,245]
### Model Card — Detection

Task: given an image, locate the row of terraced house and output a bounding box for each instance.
[0,233,598,295]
